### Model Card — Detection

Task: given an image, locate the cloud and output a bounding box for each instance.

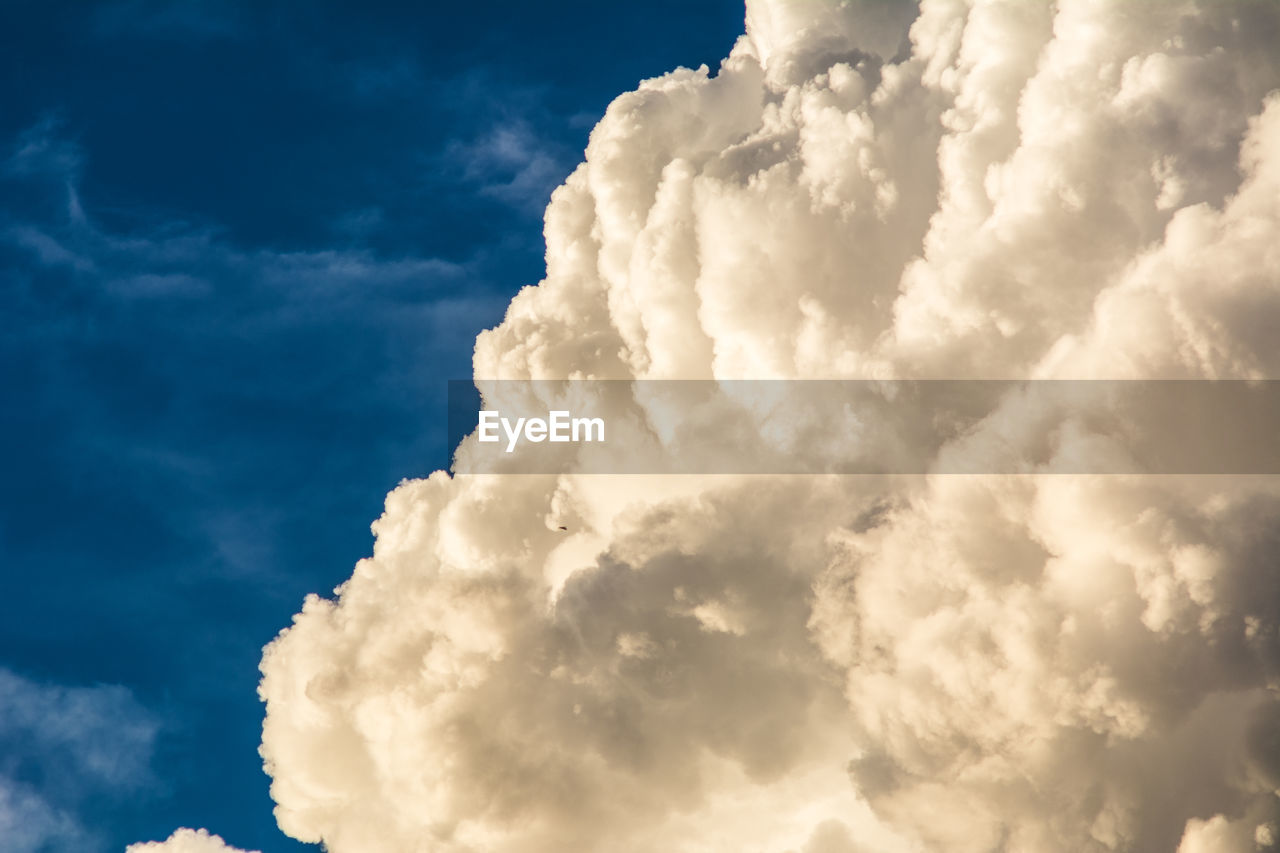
[132,0,1280,850]
[0,669,159,853]
[127,828,258,853]
[450,119,573,212]
[1,117,469,303]
[0,114,497,565]
[4,115,83,182]
[0,782,87,853]
[91,0,242,41]
[0,112,499,447]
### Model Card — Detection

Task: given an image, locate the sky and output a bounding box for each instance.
[7,2,1280,853]
[0,2,743,851]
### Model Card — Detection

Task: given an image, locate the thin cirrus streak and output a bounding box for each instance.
[136,1,1280,851]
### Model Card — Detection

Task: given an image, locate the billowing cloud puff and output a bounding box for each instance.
[248,1,1280,851]
[126,828,258,853]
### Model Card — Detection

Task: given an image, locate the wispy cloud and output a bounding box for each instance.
[0,668,159,853]
[5,115,83,181]
[0,117,506,596]
[450,120,571,211]
[342,55,426,102]
[91,0,242,41]
[0,783,88,853]
[2,118,470,310]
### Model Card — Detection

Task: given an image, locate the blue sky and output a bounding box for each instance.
[0,2,743,850]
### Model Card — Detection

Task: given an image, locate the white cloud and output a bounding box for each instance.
[127,828,258,853]
[0,782,88,853]
[0,669,159,852]
[150,0,1280,849]
[451,120,571,211]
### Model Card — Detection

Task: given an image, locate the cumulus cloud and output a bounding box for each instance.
[154,0,1280,850]
[127,828,258,853]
